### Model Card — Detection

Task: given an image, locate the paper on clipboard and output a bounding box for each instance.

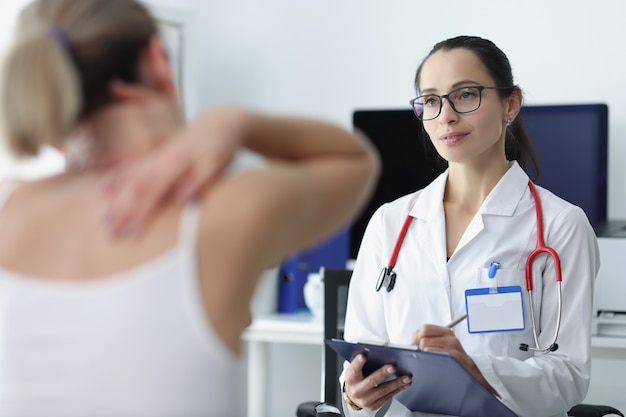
[325,339,517,417]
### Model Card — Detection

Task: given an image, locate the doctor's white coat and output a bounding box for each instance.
[342,162,599,417]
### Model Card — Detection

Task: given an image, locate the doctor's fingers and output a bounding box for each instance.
[412,330,459,351]
[344,356,411,410]
[344,354,395,385]
[353,378,412,412]
[412,323,456,342]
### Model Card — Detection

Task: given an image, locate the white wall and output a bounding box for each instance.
[2,1,626,415]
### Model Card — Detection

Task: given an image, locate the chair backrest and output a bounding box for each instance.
[322,268,353,407]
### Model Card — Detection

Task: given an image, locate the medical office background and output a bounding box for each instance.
[2,1,626,416]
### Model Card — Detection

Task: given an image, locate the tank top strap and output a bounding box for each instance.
[177,199,201,251]
[0,181,20,214]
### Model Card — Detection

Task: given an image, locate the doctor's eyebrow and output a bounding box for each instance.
[419,80,483,94]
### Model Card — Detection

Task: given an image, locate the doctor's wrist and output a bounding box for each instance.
[342,383,363,411]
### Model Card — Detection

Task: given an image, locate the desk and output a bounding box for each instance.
[242,313,324,417]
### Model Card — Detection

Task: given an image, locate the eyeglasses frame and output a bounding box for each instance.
[409,85,513,121]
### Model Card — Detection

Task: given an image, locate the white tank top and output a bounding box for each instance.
[0,183,241,417]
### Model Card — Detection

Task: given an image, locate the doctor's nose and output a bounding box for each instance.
[438,99,459,124]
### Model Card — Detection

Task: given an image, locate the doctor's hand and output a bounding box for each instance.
[342,354,412,412]
[412,324,500,397]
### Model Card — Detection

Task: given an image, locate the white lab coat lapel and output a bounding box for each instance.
[408,162,530,263]
[454,162,530,257]
[455,208,485,255]
[409,172,449,289]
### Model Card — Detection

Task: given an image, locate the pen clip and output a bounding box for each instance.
[487,261,500,279]
[487,261,500,293]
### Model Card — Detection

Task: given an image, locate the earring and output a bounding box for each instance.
[506,118,513,127]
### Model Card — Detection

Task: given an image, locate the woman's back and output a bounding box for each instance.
[0,178,242,416]
[0,175,182,280]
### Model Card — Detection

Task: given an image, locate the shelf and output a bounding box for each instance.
[243,312,324,345]
[592,336,626,349]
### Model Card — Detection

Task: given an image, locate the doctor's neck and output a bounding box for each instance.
[444,160,510,207]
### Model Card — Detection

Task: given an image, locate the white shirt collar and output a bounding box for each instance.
[409,161,530,220]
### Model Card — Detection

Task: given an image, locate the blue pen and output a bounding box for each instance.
[487,261,501,279]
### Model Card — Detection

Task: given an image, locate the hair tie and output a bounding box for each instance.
[48,27,70,48]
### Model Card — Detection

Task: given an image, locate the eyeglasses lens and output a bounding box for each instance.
[413,87,482,121]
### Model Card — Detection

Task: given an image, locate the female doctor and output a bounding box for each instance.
[341,35,599,417]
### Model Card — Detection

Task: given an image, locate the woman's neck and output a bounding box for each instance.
[63,97,182,172]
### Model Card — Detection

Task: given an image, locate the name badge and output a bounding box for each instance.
[465,286,525,333]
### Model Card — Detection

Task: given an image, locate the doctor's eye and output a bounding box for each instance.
[422,96,440,107]
[454,87,479,101]
[450,87,480,101]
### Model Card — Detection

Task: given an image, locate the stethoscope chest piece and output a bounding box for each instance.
[376,267,396,292]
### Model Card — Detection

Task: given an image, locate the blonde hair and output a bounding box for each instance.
[0,0,157,157]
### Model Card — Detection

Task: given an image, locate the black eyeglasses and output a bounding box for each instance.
[409,86,512,121]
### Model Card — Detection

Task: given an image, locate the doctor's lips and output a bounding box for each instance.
[439,132,468,145]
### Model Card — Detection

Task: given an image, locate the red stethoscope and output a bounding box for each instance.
[376,180,563,353]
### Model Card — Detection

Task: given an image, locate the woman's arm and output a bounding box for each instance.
[100,83,379,242]
[96,82,380,351]
[191,107,380,351]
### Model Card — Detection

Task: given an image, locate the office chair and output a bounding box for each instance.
[568,405,624,417]
[297,268,351,417]
[296,268,623,417]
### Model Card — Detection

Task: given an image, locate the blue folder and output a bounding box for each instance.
[277,228,349,313]
[326,339,517,417]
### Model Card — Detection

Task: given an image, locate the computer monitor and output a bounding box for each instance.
[351,110,445,259]
[351,104,609,258]
[518,103,608,230]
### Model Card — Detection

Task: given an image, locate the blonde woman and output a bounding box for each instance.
[0,0,380,416]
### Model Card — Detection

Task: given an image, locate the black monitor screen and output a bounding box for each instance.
[351,104,609,259]
[351,110,446,259]
[518,104,608,229]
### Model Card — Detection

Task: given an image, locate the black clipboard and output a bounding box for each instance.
[326,339,517,417]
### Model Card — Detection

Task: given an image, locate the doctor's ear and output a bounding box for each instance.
[137,36,177,98]
[505,88,523,121]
